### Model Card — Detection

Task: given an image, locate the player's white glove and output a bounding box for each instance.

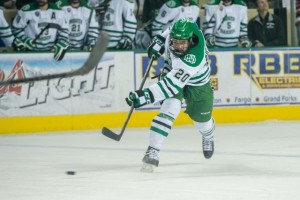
[134,27,152,49]
[115,36,133,50]
[87,39,96,51]
[125,88,154,108]
[53,40,69,61]
[13,37,36,51]
[147,35,165,59]
[254,40,264,47]
[93,0,110,16]
[13,38,26,51]
[23,37,36,50]
[240,36,252,48]
[205,34,215,48]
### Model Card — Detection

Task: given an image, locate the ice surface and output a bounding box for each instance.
[0,121,300,200]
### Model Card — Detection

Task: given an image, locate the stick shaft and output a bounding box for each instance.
[0,31,109,86]
[32,23,61,43]
[101,55,155,141]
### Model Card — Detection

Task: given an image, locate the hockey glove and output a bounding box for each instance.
[205,34,215,48]
[147,35,165,59]
[53,41,69,61]
[115,36,133,50]
[23,37,36,50]
[13,38,26,51]
[93,0,110,29]
[94,0,110,16]
[87,44,94,52]
[87,39,96,51]
[240,36,252,48]
[13,37,36,51]
[125,88,154,108]
[134,26,152,49]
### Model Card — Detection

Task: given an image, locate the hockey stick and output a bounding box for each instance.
[215,14,227,34]
[91,0,111,30]
[101,55,155,141]
[203,1,227,47]
[203,1,223,31]
[0,31,109,86]
[32,23,61,43]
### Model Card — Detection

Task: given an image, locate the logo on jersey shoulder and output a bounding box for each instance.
[35,11,40,17]
[166,0,176,8]
[22,4,30,11]
[184,54,196,64]
[56,1,62,8]
[180,18,193,23]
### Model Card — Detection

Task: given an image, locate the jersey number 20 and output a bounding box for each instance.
[175,69,190,82]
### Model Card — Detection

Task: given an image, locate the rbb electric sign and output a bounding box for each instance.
[233,53,300,89]
[208,55,218,90]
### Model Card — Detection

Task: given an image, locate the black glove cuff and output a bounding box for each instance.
[147,89,154,103]
[156,35,166,43]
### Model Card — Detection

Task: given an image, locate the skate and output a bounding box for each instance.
[202,137,214,159]
[140,146,159,173]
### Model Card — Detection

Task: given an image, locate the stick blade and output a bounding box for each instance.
[101,127,122,141]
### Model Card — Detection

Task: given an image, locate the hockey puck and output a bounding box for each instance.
[66,171,76,175]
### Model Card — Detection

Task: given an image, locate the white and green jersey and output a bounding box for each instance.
[151,0,199,37]
[203,0,248,48]
[12,2,69,51]
[149,26,211,103]
[0,9,14,47]
[56,0,99,50]
[102,0,137,48]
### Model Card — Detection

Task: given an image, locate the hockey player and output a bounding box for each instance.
[56,0,99,50]
[0,0,15,9]
[89,0,137,49]
[141,0,168,25]
[134,0,200,49]
[16,0,58,9]
[152,0,199,37]
[12,0,69,61]
[0,9,14,47]
[134,0,169,49]
[126,18,215,172]
[203,0,251,48]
